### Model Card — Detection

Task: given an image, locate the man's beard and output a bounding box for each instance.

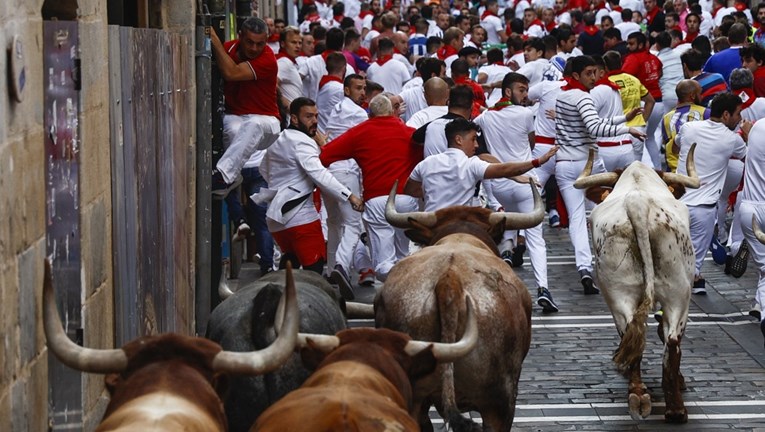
[297,121,317,137]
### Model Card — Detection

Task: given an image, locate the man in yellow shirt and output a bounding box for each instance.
[662,80,709,171]
[603,51,656,163]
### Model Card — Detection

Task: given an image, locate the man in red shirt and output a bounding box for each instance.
[209,17,281,199]
[451,58,487,117]
[319,94,423,282]
[741,44,765,98]
[623,31,664,169]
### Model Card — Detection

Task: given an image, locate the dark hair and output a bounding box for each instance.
[344,73,365,88]
[365,80,384,94]
[728,22,748,44]
[709,92,742,118]
[501,72,529,94]
[487,48,504,64]
[451,58,470,77]
[524,37,545,54]
[448,85,474,110]
[426,36,443,52]
[332,2,345,15]
[421,57,446,81]
[666,11,680,23]
[455,14,471,26]
[274,18,286,25]
[603,27,622,40]
[290,97,316,116]
[325,52,347,74]
[669,29,684,41]
[601,15,614,25]
[414,18,429,33]
[680,49,706,71]
[341,17,356,30]
[241,17,268,34]
[685,12,700,24]
[568,55,596,75]
[590,55,606,69]
[570,9,583,23]
[627,31,647,46]
[510,18,525,34]
[379,37,396,53]
[326,28,345,51]
[583,11,596,26]
[345,29,361,45]
[620,8,632,21]
[741,43,765,65]
[656,31,672,49]
[421,4,434,19]
[554,26,574,45]
[542,35,558,53]
[312,24,327,40]
[508,34,524,51]
[445,118,480,147]
[603,50,622,70]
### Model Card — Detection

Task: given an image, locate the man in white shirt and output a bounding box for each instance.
[438,27,464,70]
[317,53,347,133]
[524,8,547,38]
[323,74,376,289]
[366,37,412,94]
[516,38,549,87]
[591,56,637,171]
[477,48,512,107]
[277,27,304,111]
[299,27,355,101]
[656,31,685,113]
[730,68,765,122]
[615,9,642,40]
[399,57,446,121]
[474,72,560,312]
[255,98,364,277]
[413,85,474,157]
[481,0,508,44]
[406,77,450,128]
[676,92,749,295]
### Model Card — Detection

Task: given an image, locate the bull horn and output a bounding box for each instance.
[295,333,341,352]
[754,215,765,244]
[218,259,235,299]
[487,178,545,230]
[404,296,478,362]
[661,143,700,188]
[43,259,128,373]
[573,149,620,189]
[345,302,376,319]
[385,180,438,229]
[213,262,300,375]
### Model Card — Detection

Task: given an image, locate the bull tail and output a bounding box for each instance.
[614,193,655,369]
[435,262,479,431]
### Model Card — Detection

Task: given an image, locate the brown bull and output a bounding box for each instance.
[44,260,300,431]
[375,180,543,432]
[253,299,479,431]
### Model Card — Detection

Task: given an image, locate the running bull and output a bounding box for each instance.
[573,147,699,423]
[375,180,544,432]
[43,259,299,431]
[254,298,479,431]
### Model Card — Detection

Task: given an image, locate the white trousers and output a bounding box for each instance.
[218,114,281,184]
[362,195,419,282]
[555,158,605,272]
[644,104,664,169]
[598,144,635,172]
[737,200,765,316]
[716,159,744,244]
[324,168,367,272]
[687,204,718,277]
[492,179,548,288]
[531,143,556,187]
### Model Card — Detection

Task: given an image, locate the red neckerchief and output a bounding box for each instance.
[481,10,498,20]
[646,7,659,24]
[268,33,280,43]
[583,25,599,36]
[359,10,374,19]
[334,14,344,22]
[321,49,337,61]
[545,21,557,32]
[376,54,394,66]
[491,60,505,65]
[712,4,723,17]
[489,97,514,110]
[276,51,297,64]
[735,2,747,11]
[437,44,458,60]
[683,31,698,43]
[611,5,623,12]
[670,25,683,33]
[562,76,589,92]
[528,18,544,29]
[736,88,756,110]
[754,66,765,79]
[608,68,624,77]
[306,13,321,22]
[596,76,620,91]
[319,75,343,89]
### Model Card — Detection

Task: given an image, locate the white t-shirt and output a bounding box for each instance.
[481,14,505,45]
[677,119,747,206]
[366,58,411,94]
[406,105,449,128]
[299,54,355,102]
[402,76,423,91]
[422,116,453,157]
[325,97,368,175]
[277,57,303,104]
[316,80,345,134]
[474,104,535,162]
[615,21,642,41]
[742,98,765,122]
[478,64,512,107]
[409,148,490,211]
[516,58,548,87]
[590,83,632,144]
[741,120,765,202]
[528,79,565,139]
[400,85,428,121]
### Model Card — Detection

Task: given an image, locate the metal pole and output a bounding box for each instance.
[194,4,212,336]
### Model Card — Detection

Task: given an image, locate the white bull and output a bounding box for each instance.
[574,147,699,423]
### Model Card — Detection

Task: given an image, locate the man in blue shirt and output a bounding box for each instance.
[703,23,747,83]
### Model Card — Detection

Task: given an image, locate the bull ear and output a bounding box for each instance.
[405,346,438,381]
[299,339,329,372]
[487,218,505,244]
[104,373,121,395]
[404,219,433,244]
[585,186,611,204]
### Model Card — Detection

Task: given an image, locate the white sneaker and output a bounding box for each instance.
[232,220,250,243]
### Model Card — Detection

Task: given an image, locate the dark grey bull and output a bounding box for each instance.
[206,269,350,432]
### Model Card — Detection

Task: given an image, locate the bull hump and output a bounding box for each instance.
[98,392,222,431]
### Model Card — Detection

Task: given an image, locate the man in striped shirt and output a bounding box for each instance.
[554,55,646,295]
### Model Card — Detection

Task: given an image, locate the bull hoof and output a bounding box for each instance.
[628,393,652,420]
[664,408,688,423]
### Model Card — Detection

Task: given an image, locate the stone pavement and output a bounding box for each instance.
[230,219,765,431]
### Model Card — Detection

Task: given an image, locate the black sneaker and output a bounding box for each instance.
[537,287,559,313]
[727,239,749,278]
[760,320,765,349]
[330,265,355,300]
[692,278,706,295]
[500,250,513,267]
[579,269,600,295]
[749,302,761,321]
[654,309,664,322]
[511,243,526,267]
[212,169,243,200]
